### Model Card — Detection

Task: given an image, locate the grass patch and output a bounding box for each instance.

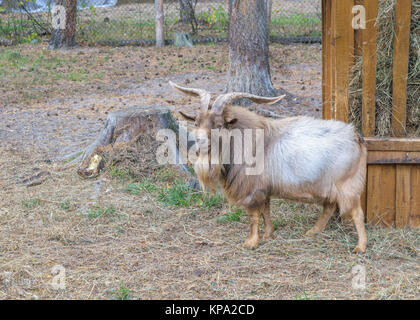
[157,181,201,207]
[114,281,131,300]
[271,13,321,37]
[217,209,246,224]
[124,179,158,195]
[86,206,117,219]
[21,198,41,209]
[155,167,176,182]
[296,291,318,300]
[60,200,71,211]
[0,46,112,104]
[202,193,224,209]
[125,178,224,209]
[272,216,287,230]
[0,16,44,43]
[109,166,132,182]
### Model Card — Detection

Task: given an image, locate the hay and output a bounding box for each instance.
[349,0,420,137]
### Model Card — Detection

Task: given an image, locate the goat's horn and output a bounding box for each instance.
[169,81,211,111]
[211,92,286,114]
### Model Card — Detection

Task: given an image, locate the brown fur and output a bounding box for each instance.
[187,105,368,253]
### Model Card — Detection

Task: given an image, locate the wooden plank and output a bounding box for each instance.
[367,164,396,227]
[395,165,411,227]
[361,0,378,137]
[353,0,363,56]
[365,138,420,152]
[322,0,329,119]
[392,0,412,137]
[354,30,363,56]
[410,166,420,228]
[334,0,354,123]
[368,151,420,164]
[329,0,336,120]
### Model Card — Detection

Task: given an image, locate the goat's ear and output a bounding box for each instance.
[178,110,196,122]
[224,116,237,127]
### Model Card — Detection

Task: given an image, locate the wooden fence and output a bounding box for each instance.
[321,0,420,228]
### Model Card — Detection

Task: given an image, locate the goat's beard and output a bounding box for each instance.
[194,151,222,195]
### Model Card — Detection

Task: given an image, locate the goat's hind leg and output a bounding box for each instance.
[305,202,337,237]
[349,199,367,253]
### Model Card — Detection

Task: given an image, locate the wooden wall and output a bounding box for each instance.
[321,0,420,228]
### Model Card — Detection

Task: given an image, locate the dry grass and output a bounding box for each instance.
[0,42,418,300]
[0,42,321,107]
[1,158,418,300]
[349,0,420,137]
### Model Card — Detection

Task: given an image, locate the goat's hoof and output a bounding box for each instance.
[244,238,259,249]
[352,245,366,254]
[305,229,319,237]
[262,233,274,241]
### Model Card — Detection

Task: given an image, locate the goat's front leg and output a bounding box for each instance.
[262,199,274,240]
[244,208,262,249]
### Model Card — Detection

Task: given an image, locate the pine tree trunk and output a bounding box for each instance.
[227,0,275,103]
[178,0,193,23]
[49,0,77,49]
[267,0,272,29]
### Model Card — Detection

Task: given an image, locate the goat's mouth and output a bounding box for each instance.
[195,143,211,156]
[195,147,214,166]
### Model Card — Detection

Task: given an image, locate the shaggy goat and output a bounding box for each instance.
[170,81,367,253]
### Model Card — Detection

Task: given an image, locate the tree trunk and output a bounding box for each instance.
[227,0,275,103]
[179,0,193,23]
[155,0,165,47]
[267,0,272,30]
[49,0,77,49]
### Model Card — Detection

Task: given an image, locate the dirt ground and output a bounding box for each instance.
[0,42,418,300]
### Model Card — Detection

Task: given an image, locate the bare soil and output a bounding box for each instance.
[0,42,418,300]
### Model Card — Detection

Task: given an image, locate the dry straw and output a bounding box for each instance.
[349,0,419,137]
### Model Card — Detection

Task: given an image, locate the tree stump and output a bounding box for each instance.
[174,33,193,47]
[77,106,196,185]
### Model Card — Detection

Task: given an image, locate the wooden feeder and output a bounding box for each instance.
[321,0,419,228]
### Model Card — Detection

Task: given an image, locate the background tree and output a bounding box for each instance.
[227,0,276,101]
[178,0,193,23]
[155,0,165,47]
[177,0,198,33]
[49,0,77,49]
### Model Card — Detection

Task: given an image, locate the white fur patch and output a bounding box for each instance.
[266,117,359,188]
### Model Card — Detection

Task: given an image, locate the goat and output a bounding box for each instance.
[170,81,368,253]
